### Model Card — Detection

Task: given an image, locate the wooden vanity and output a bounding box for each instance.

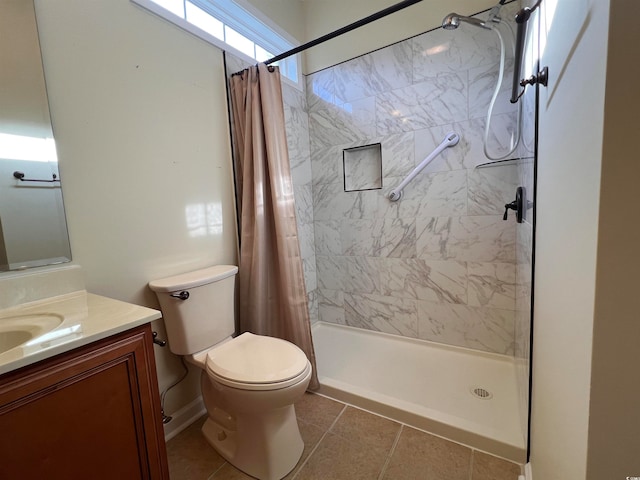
[0,291,169,479]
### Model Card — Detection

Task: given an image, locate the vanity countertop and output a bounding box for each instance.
[0,291,161,376]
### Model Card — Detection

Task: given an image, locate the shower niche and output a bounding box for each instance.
[343,143,382,192]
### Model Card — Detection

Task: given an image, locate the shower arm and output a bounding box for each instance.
[388,132,460,202]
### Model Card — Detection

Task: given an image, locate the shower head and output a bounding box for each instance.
[441,13,460,30]
[441,13,492,30]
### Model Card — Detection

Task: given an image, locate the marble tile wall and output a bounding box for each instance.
[307,4,526,355]
[281,81,318,323]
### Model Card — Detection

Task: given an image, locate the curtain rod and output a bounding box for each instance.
[264,0,424,66]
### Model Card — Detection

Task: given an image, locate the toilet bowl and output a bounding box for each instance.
[190,332,311,479]
[149,266,311,480]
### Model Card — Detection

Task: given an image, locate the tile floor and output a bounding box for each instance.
[167,393,522,480]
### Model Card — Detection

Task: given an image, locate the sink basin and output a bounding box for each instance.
[0,314,64,354]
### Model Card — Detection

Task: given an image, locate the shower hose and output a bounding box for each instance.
[484,24,523,160]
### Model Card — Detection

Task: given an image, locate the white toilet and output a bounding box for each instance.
[149,265,312,480]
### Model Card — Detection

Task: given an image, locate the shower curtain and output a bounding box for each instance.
[229,63,319,390]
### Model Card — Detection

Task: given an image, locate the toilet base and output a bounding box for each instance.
[202,404,304,480]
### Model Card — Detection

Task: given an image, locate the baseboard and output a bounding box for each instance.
[519,462,532,480]
[163,396,206,442]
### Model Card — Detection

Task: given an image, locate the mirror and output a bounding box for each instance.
[0,0,71,271]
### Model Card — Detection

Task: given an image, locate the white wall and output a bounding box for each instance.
[0,0,51,138]
[530,0,607,478]
[34,0,238,415]
[300,0,497,73]
[236,0,305,43]
[586,0,640,476]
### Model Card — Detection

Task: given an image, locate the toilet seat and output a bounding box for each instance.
[205,332,311,391]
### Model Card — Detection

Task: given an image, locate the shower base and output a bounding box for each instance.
[311,322,526,463]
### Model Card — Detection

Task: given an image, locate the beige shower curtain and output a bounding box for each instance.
[229,63,318,390]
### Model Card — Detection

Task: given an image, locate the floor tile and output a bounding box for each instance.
[329,406,401,451]
[166,415,226,480]
[472,451,522,480]
[167,395,523,480]
[294,392,344,429]
[283,420,327,479]
[382,426,472,480]
[294,432,390,480]
[208,462,253,479]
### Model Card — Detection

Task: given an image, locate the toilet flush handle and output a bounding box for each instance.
[170,291,190,300]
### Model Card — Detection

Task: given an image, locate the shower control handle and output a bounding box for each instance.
[504,186,531,223]
[503,200,518,221]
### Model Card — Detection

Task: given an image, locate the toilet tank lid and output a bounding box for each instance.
[148,265,238,292]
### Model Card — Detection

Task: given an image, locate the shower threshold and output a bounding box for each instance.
[311,321,526,463]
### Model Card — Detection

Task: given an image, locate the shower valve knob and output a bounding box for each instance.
[504,186,530,223]
[503,201,518,221]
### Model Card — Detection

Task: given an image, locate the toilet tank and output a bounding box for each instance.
[148,265,238,355]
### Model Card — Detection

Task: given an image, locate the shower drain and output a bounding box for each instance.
[470,386,493,400]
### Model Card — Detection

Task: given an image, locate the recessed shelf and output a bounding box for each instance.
[343,143,382,192]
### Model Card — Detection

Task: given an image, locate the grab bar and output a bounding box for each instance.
[388,132,459,202]
[13,171,60,183]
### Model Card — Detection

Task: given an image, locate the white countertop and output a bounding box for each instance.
[0,291,161,376]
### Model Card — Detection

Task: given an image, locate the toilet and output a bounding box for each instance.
[149,265,312,480]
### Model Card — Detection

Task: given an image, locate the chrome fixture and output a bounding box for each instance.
[170,290,190,300]
[441,13,491,30]
[441,3,523,161]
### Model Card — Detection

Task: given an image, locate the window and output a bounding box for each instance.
[0,133,57,163]
[132,0,300,85]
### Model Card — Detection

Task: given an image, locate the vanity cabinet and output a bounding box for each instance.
[0,323,169,479]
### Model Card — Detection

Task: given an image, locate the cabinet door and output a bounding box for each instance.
[0,324,169,480]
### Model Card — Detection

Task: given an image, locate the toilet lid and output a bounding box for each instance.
[205,332,309,385]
